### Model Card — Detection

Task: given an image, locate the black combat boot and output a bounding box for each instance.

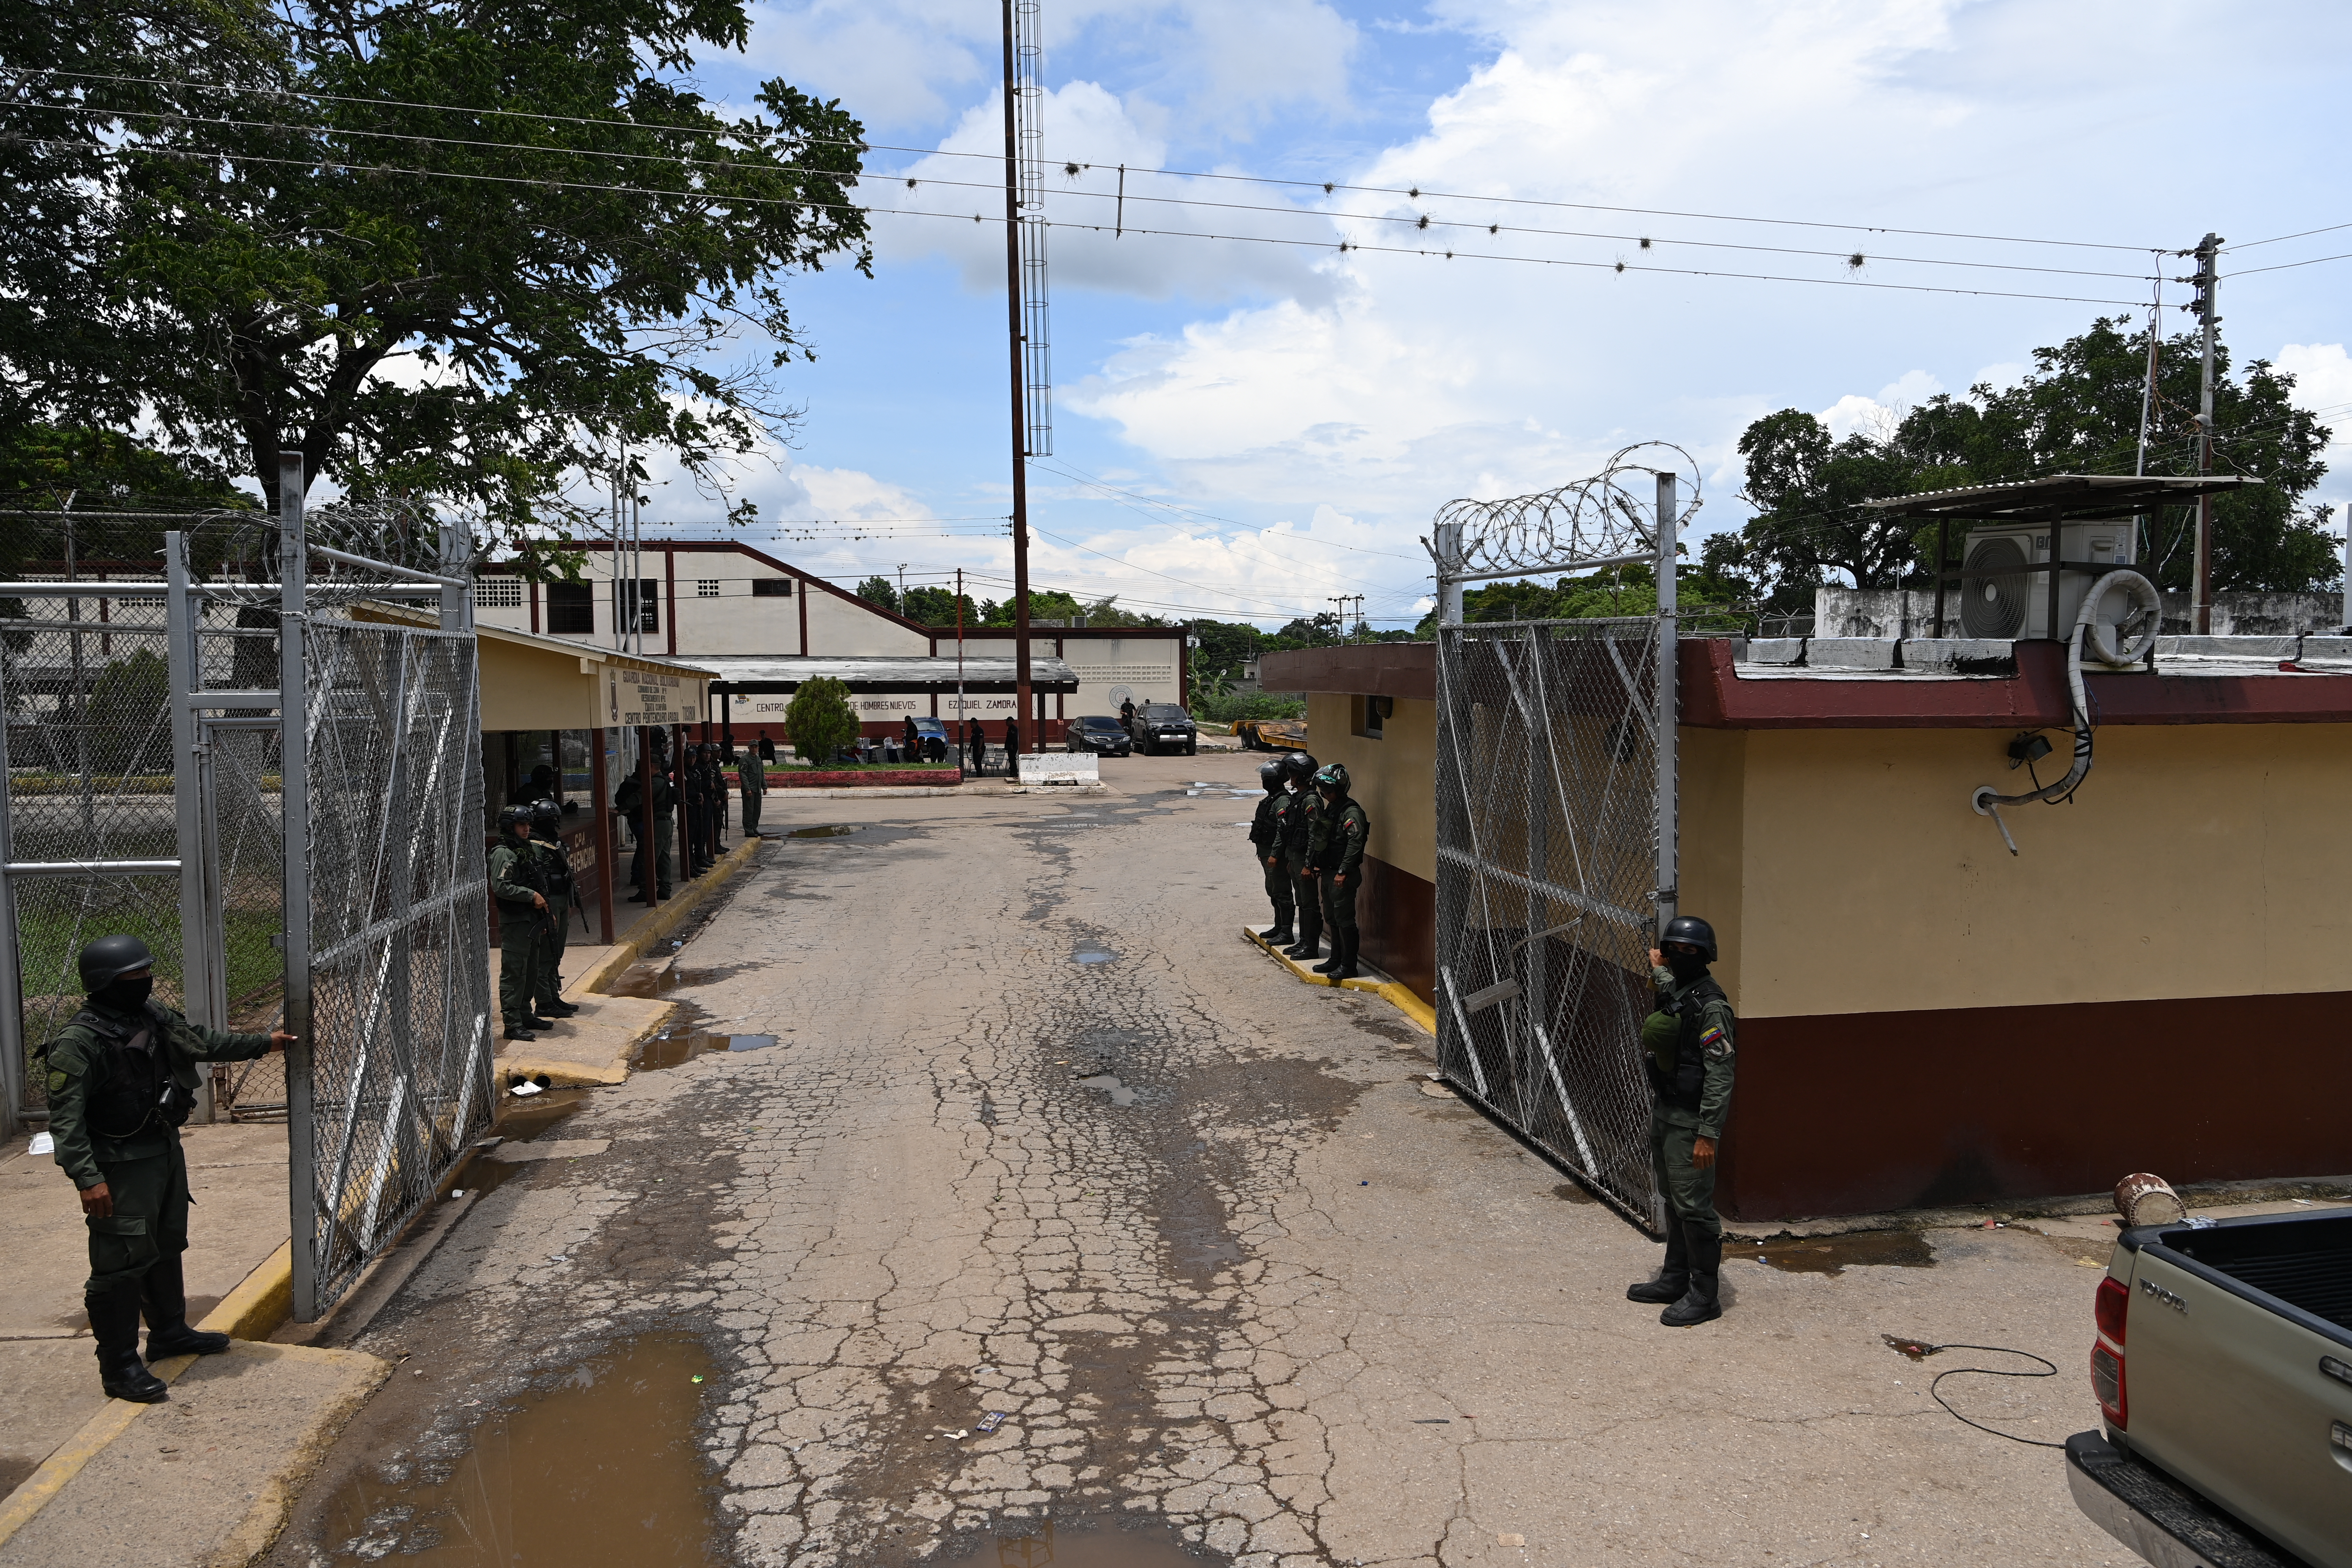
[1626,1214,1690,1303]
[1262,920,1293,946]
[1332,933,1361,980]
[142,1252,232,1358]
[1312,941,1344,975]
[1284,911,1320,961]
[542,999,580,1017]
[503,1025,536,1042]
[1659,1235,1724,1327]
[525,1014,558,1030]
[89,1284,169,1402]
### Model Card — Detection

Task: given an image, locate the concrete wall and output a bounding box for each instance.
[958,633,1185,720]
[1304,693,1435,884]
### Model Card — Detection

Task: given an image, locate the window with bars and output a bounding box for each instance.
[474,576,524,608]
[696,579,721,598]
[546,583,593,634]
[612,577,659,633]
[752,577,793,597]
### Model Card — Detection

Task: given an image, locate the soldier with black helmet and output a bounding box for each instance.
[1276,751,1322,962]
[527,800,580,1021]
[490,804,552,1041]
[1627,914,1737,1327]
[1247,759,1294,944]
[41,935,294,1401]
[1305,763,1370,980]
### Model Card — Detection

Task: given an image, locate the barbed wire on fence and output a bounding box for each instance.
[1430,441,1704,580]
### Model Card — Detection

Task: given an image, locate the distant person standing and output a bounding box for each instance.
[1248,759,1293,944]
[966,718,985,773]
[490,805,552,1040]
[526,800,580,1021]
[508,763,555,806]
[1004,718,1020,774]
[1119,697,1136,730]
[1306,762,1369,980]
[1277,751,1322,962]
[737,743,766,838]
[682,745,713,874]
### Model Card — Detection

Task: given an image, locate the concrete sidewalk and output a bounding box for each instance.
[0,1121,290,1502]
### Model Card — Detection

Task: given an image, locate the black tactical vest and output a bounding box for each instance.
[1643,973,1727,1113]
[68,1004,189,1139]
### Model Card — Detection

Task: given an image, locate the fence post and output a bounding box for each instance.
[1653,472,1678,937]
[164,533,215,1120]
[277,452,318,1322]
[0,649,21,1138]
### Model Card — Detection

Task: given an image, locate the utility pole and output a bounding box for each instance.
[1000,0,1032,760]
[2190,233,2222,635]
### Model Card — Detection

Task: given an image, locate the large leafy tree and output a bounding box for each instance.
[1723,315,2336,609]
[7,0,869,541]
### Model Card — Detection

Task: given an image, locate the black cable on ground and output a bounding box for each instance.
[1920,1342,2067,1448]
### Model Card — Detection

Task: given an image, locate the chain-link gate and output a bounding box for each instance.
[1,456,490,1320]
[1429,446,1701,1235]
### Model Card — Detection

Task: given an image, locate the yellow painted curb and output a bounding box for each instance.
[202,1239,294,1342]
[571,835,764,997]
[494,1053,633,1089]
[203,1344,392,1568]
[1243,927,1434,1036]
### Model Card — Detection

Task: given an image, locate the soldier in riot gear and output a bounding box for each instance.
[1628,914,1737,1327]
[490,804,552,1040]
[1306,763,1371,980]
[41,935,294,1401]
[615,745,676,901]
[1247,759,1293,943]
[527,800,580,1021]
[1277,751,1322,961]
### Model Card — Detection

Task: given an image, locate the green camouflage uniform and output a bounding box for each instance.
[1279,787,1322,950]
[43,1000,273,1293]
[488,832,547,1031]
[527,830,574,1014]
[1641,964,1738,1241]
[1309,795,1371,941]
[1249,785,1294,927]
[738,753,765,837]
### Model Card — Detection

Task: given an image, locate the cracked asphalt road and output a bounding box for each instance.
[271,752,2126,1568]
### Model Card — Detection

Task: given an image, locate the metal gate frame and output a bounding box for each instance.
[1428,444,1699,1234]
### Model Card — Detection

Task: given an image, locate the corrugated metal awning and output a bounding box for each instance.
[1860,473,2262,523]
[699,655,1079,694]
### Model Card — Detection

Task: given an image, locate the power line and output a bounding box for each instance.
[22,134,2161,308]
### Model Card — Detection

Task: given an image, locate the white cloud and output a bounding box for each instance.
[2278,342,2352,516]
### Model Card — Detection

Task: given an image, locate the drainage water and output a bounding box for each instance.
[318,1334,721,1566]
[1076,1073,1137,1107]
[638,1031,781,1070]
[787,824,855,838]
[1071,941,1116,966]
[965,1516,1214,1568]
[1750,1230,1936,1275]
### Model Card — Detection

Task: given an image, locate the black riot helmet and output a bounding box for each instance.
[78,934,155,994]
[1282,750,1319,785]
[529,799,563,833]
[1660,914,1717,963]
[1257,760,1286,790]
[498,803,534,835]
[1313,761,1351,796]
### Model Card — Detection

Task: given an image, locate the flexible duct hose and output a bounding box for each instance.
[1970,569,2160,854]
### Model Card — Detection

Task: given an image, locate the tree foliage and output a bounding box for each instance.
[783,675,858,765]
[854,575,900,614]
[1722,315,2336,610]
[4,0,870,546]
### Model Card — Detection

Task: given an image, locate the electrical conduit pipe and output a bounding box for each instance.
[1970,569,2161,855]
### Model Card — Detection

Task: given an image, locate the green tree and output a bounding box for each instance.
[15,0,870,542]
[855,576,901,615]
[1727,315,2336,608]
[783,676,858,766]
[901,585,977,626]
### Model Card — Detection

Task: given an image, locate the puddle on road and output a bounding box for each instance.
[1070,940,1117,965]
[786,824,855,838]
[1749,1229,1937,1275]
[607,961,748,999]
[495,1086,589,1142]
[958,1516,1215,1568]
[317,1334,721,1566]
[1075,1073,1137,1107]
[638,1030,783,1070]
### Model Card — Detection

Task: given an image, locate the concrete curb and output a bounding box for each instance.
[1242,927,1435,1035]
[761,781,1111,798]
[0,1252,311,1554]
[571,835,764,997]
[202,1345,392,1568]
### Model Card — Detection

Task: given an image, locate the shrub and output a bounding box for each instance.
[1193,689,1304,724]
[784,676,860,764]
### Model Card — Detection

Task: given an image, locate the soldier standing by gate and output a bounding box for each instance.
[490,805,551,1041]
[1277,751,1322,963]
[527,800,580,1022]
[1628,915,1737,1327]
[1306,762,1370,980]
[1248,759,1293,944]
[42,936,294,1401]
[738,741,768,839]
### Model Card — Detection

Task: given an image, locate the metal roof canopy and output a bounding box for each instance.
[1860,473,2262,525]
[700,654,1079,694]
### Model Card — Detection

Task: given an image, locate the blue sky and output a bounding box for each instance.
[632,0,2352,626]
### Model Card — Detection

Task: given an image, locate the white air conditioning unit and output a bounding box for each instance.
[1957,521,2139,641]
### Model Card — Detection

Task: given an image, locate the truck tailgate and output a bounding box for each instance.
[2122,1214,2352,1568]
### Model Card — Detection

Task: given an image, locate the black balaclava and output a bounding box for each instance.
[98,973,154,1013]
[1663,948,1709,983]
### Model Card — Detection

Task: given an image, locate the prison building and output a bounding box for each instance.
[468,539,1187,743]
[1264,634,2352,1222]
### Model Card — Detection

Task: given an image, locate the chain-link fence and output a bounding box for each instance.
[1435,619,1668,1231]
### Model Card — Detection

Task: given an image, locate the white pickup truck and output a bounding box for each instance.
[2067,1208,2352,1567]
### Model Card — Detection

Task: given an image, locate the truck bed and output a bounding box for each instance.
[2161,1211,2352,1331]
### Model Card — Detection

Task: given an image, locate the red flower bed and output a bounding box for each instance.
[778,768,962,788]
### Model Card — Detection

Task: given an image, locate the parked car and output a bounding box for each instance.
[906,716,953,762]
[2066,1205,2352,1568]
[1065,715,1132,757]
[1130,702,1198,756]
[1235,716,1307,751]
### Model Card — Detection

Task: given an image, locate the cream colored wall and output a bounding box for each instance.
[476,639,595,731]
[1678,727,1748,1006]
[801,588,928,655]
[1307,694,1435,884]
[1729,724,2352,1019]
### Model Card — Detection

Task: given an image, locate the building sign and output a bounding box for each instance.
[607,668,699,727]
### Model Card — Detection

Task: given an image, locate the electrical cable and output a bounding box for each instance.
[1909,1342,2067,1450]
[2222,219,2352,252]
[19,66,2175,254]
[19,132,2157,307]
